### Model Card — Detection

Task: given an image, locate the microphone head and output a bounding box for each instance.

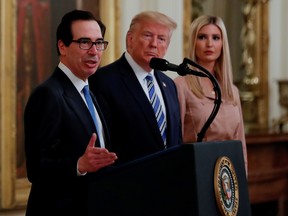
[149,58,169,71]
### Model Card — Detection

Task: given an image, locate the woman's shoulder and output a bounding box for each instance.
[232,84,241,93]
[174,75,188,85]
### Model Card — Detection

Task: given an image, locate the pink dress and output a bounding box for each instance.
[174,76,248,173]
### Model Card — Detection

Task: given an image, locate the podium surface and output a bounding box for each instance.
[87,140,251,216]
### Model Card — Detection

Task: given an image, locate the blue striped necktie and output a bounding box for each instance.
[145,74,167,148]
[82,85,105,147]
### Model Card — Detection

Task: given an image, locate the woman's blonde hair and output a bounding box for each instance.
[186,15,236,103]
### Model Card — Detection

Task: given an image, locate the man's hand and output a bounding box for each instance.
[78,133,117,173]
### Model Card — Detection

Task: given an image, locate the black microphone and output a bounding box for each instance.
[149,58,179,72]
[149,57,207,77]
[150,57,222,142]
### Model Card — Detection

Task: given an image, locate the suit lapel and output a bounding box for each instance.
[54,69,101,146]
[154,71,170,117]
[90,92,111,148]
[154,71,176,146]
[119,58,164,145]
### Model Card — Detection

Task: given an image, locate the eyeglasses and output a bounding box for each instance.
[71,39,109,51]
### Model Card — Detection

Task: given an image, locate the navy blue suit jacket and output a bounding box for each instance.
[24,67,110,215]
[89,54,182,164]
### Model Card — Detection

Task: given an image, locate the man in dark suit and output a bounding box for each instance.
[24,10,117,216]
[89,11,182,165]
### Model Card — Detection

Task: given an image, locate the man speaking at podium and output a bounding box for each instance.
[24,10,117,216]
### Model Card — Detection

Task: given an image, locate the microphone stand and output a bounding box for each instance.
[177,58,222,142]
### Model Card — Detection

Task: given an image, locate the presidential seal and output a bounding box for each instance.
[214,156,239,216]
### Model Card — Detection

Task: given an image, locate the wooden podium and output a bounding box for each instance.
[87,140,251,216]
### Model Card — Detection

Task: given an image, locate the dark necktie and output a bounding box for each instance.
[145,74,167,147]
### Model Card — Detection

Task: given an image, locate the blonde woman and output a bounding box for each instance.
[174,15,247,173]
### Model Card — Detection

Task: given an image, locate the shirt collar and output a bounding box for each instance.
[125,52,154,82]
[58,62,88,93]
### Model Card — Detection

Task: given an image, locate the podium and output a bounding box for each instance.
[87,140,251,216]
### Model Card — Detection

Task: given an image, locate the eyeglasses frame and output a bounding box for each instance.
[71,39,109,51]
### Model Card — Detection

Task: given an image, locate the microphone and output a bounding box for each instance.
[149,57,179,72]
[150,57,222,143]
[149,57,207,77]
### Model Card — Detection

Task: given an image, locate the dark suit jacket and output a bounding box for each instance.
[89,54,182,165]
[24,67,110,216]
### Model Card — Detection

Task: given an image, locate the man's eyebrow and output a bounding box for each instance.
[76,37,104,41]
[77,37,90,40]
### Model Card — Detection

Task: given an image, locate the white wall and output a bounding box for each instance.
[119,0,184,78]
[269,0,288,126]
